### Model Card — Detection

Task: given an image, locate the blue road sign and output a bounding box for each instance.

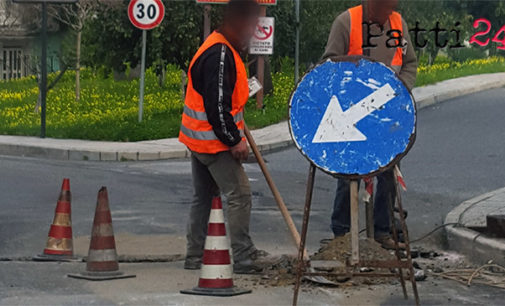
[289,58,416,178]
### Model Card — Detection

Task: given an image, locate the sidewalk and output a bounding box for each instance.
[445,187,505,266]
[1,72,504,161]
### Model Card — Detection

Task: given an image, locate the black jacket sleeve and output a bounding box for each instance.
[191,43,242,147]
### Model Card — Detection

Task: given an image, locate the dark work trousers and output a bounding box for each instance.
[186,150,256,262]
[331,168,396,238]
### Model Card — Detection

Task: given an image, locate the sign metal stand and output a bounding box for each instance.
[255,6,267,109]
[289,58,420,306]
[292,165,419,306]
[128,0,165,123]
[138,29,147,122]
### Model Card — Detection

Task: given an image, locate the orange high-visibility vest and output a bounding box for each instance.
[348,5,403,68]
[179,31,248,154]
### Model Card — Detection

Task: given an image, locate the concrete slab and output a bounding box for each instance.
[138,152,161,161]
[2,260,505,305]
[73,234,186,259]
[118,152,138,161]
[69,151,100,161]
[100,152,118,161]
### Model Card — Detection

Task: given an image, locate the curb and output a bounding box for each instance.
[445,187,505,266]
[413,72,505,109]
[0,136,189,162]
[0,121,292,162]
[1,72,505,162]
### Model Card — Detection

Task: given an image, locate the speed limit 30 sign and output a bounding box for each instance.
[128,0,165,30]
[128,0,164,123]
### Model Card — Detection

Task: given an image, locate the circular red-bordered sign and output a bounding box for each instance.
[128,0,165,30]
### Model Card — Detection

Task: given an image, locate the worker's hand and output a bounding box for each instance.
[230,140,249,161]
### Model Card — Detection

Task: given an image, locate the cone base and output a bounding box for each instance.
[180,286,252,297]
[33,254,78,262]
[67,271,136,281]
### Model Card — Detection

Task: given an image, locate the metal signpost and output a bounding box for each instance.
[249,15,274,109]
[195,0,277,108]
[13,0,78,138]
[128,0,165,123]
[196,0,278,38]
[289,57,419,306]
[249,17,274,55]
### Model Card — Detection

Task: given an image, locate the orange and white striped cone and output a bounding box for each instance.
[34,178,76,262]
[181,197,251,297]
[68,187,135,281]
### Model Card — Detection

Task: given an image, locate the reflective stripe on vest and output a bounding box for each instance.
[178,31,249,154]
[180,125,245,141]
[183,105,244,123]
[348,5,403,67]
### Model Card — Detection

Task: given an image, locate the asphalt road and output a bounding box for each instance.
[1,88,504,304]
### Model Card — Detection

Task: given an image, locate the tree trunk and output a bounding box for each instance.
[34,91,41,113]
[75,29,81,101]
[34,67,68,113]
[428,48,439,65]
[158,64,166,87]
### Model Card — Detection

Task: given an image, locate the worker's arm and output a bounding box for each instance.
[191,44,242,147]
[399,18,418,91]
[322,11,350,61]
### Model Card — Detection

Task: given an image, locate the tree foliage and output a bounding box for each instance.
[79,0,505,74]
[82,0,203,73]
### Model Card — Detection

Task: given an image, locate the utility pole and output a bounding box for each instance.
[40,2,48,138]
[13,0,78,138]
[294,0,300,83]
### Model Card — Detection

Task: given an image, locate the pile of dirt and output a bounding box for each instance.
[309,234,399,286]
[250,235,401,288]
[312,234,396,263]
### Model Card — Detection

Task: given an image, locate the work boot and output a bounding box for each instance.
[375,236,406,250]
[184,256,202,270]
[233,249,281,274]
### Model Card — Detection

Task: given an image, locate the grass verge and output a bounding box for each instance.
[0,56,503,141]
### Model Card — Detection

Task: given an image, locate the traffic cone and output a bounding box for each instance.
[180,197,251,297]
[68,187,135,281]
[34,178,76,261]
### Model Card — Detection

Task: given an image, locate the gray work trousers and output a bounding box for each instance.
[186,150,256,262]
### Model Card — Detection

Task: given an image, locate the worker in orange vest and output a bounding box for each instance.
[179,0,274,274]
[322,0,418,250]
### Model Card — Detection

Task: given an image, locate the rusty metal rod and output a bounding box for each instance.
[293,164,316,306]
[394,165,420,306]
[388,174,408,299]
[365,180,374,238]
[350,180,360,265]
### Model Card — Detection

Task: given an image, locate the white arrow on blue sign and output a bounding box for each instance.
[289,58,416,178]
